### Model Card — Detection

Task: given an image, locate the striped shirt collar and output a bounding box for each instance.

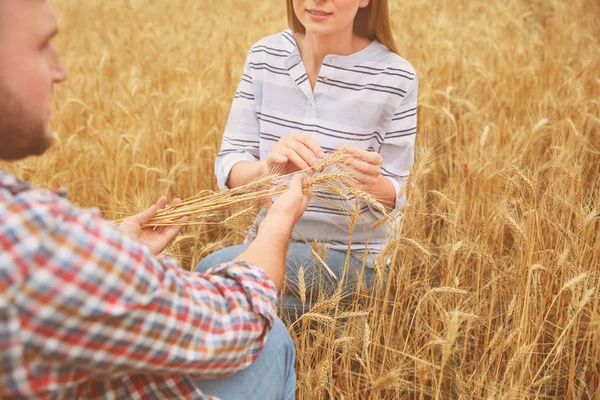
[280,29,386,69]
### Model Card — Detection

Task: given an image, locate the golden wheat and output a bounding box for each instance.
[1,0,598,398]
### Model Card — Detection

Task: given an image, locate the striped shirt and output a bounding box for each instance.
[0,169,277,399]
[216,29,418,265]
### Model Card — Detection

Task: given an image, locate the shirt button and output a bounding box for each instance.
[312,105,316,111]
[330,57,336,63]
[322,76,328,82]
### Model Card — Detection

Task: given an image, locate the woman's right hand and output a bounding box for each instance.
[263,134,325,174]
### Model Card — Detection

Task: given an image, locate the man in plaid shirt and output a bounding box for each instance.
[0,1,308,399]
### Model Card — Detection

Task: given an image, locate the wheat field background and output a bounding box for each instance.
[3,0,600,398]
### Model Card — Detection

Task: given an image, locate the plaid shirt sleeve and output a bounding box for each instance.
[6,186,279,386]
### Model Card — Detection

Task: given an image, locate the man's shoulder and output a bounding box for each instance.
[0,183,96,233]
[0,183,114,276]
[0,185,74,274]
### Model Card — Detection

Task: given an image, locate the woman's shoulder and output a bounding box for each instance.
[247,29,296,56]
[370,43,418,81]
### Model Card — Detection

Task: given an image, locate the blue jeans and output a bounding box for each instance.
[193,318,296,400]
[195,242,376,320]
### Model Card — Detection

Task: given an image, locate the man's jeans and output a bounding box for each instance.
[193,318,296,400]
[195,242,376,320]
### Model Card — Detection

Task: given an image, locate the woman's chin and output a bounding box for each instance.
[302,23,336,37]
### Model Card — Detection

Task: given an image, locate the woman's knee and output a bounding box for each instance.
[285,244,349,293]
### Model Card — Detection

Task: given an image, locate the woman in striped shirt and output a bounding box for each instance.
[196,0,418,319]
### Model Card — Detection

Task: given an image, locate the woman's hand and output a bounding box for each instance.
[119,197,185,256]
[340,146,384,191]
[263,134,325,175]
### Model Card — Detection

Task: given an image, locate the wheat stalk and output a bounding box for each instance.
[119,149,389,229]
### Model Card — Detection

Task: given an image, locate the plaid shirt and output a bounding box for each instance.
[0,170,278,399]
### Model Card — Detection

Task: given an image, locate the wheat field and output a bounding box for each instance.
[3,0,600,398]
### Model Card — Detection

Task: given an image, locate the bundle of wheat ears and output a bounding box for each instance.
[142,148,391,230]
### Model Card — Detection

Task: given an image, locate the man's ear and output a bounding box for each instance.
[359,0,371,9]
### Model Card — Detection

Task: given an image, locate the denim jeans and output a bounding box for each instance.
[195,242,376,320]
[193,318,296,400]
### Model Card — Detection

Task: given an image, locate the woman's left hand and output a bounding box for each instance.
[340,146,384,190]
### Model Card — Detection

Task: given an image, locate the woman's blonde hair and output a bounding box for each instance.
[286,0,399,54]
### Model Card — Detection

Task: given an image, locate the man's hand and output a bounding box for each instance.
[262,134,325,175]
[259,174,311,237]
[340,146,384,190]
[237,174,312,290]
[119,197,185,256]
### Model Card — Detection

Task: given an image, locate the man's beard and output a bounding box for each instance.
[0,81,53,161]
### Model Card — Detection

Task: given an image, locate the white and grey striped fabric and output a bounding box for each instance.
[215,29,418,266]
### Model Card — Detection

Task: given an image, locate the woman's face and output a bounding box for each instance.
[293,0,370,36]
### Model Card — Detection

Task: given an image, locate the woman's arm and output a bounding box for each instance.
[341,147,397,208]
[226,159,267,188]
[214,50,262,190]
[377,74,418,210]
[343,74,418,211]
[365,174,397,208]
[216,49,324,190]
